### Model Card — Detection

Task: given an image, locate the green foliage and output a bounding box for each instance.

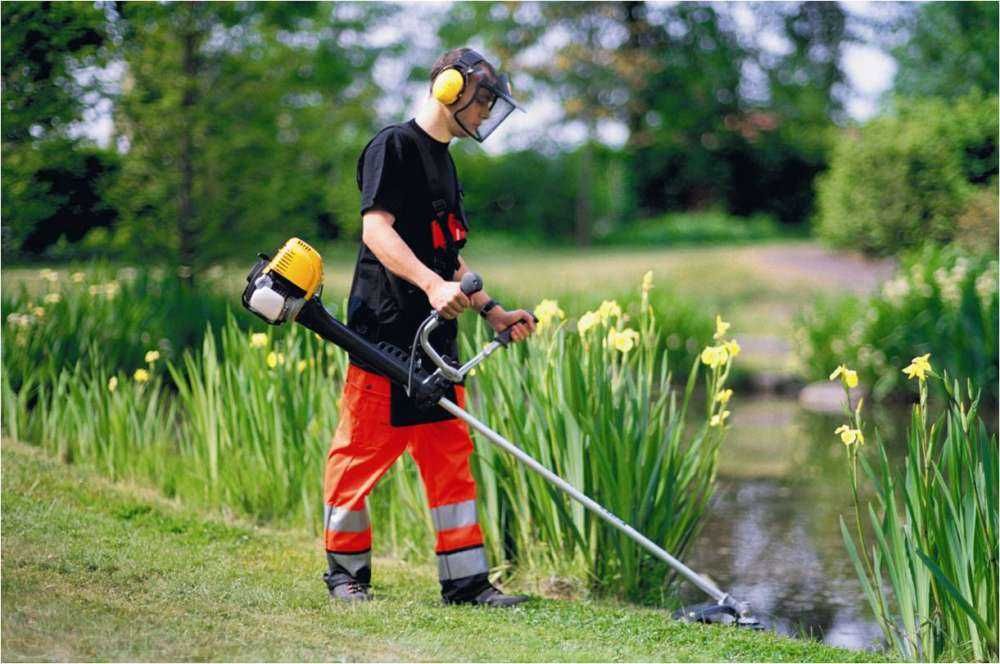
[1,1,108,143]
[0,265,237,392]
[815,93,999,255]
[630,3,845,225]
[1,2,119,258]
[598,210,792,247]
[839,375,998,661]
[796,245,999,401]
[108,2,392,269]
[1,142,120,257]
[892,2,999,100]
[454,142,630,241]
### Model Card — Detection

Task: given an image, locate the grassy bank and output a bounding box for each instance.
[1,439,879,662]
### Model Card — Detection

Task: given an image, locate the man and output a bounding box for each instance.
[322,47,536,607]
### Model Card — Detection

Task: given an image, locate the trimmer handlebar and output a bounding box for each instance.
[418,273,535,383]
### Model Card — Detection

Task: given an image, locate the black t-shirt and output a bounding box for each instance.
[348,119,469,424]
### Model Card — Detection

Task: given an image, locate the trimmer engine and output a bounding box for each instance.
[243,237,324,325]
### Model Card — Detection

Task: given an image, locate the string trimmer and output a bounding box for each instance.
[242,237,764,630]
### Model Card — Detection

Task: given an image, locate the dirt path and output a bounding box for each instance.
[739,243,896,296]
[718,243,896,374]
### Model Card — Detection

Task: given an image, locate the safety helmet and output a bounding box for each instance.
[431,49,524,143]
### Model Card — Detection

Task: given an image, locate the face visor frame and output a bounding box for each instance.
[451,65,524,143]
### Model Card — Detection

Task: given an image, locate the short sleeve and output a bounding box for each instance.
[359,130,405,219]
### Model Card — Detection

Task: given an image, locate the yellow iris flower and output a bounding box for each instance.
[902,353,932,382]
[597,300,622,324]
[641,270,654,294]
[700,344,729,368]
[710,410,730,427]
[534,299,565,331]
[577,311,601,335]
[829,364,859,388]
[834,424,865,447]
[607,327,640,353]
[714,315,730,340]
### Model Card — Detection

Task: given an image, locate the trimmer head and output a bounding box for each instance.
[673,601,766,630]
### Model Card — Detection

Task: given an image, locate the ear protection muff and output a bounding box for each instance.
[431,50,485,106]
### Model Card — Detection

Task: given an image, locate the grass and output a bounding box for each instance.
[2,438,881,662]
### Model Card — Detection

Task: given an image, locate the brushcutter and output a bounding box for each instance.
[242,237,764,630]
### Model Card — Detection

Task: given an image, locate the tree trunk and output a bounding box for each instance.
[575,134,594,247]
[178,7,198,286]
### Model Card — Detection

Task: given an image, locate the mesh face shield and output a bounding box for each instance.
[453,69,524,143]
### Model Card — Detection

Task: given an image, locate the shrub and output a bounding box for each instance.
[796,245,998,401]
[815,93,998,256]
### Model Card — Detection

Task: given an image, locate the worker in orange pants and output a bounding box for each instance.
[323,365,527,606]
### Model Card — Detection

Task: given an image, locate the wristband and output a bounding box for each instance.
[479,299,500,319]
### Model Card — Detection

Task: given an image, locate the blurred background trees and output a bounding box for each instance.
[2,1,997,267]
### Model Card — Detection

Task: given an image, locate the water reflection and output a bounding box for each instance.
[681,395,913,652]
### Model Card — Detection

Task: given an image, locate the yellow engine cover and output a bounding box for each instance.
[266,237,324,299]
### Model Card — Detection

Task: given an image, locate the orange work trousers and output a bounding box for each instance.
[323,364,488,592]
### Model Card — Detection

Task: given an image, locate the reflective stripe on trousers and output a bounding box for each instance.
[437,546,488,581]
[430,498,484,553]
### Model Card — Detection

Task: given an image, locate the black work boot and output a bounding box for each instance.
[324,551,372,602]
[464,584,530,608]
[329,579,372,602]
[443,579,529,608]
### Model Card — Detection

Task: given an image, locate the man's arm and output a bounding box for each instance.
[454,255,536,342]
[362,209,469,319]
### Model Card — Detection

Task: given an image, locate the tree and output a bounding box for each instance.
[110,2,395,275]
[1,1,117,258]
[892,2,999,100]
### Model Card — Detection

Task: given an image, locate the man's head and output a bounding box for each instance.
[428,47,522,143]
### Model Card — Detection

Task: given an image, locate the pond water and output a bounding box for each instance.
[679,395,915,652]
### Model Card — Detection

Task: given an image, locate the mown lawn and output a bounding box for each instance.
[2,439,882,662]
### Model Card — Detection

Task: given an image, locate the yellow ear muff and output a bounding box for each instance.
[432,68,465,105]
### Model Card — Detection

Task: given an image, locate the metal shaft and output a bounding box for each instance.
[437,397,728,604]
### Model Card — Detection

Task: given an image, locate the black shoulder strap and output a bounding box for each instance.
[396,122,449,213]
[395,122,460,250]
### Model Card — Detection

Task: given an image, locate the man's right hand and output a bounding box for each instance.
[426,278,470,319]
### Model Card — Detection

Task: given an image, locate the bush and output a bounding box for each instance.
[453,142,631,242]
[597,210,793,247]
[815,92,998,256]
[796,245,999,401]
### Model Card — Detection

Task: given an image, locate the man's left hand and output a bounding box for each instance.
[487,307,536,343]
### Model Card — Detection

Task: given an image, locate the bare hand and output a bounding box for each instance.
[427,279,470,319]
[488,308,536,343]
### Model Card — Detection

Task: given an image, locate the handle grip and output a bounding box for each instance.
[494,313,538,347]
[460,272,483,296]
